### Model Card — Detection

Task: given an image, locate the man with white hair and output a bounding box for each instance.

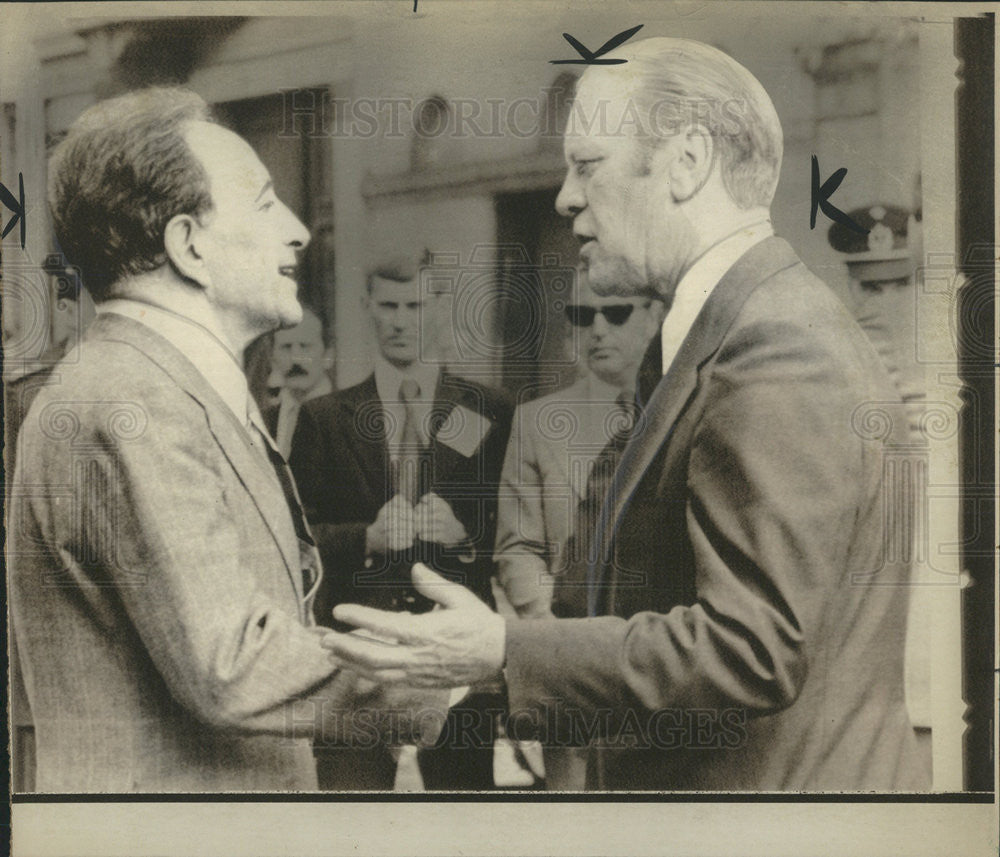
[323,38,928,790]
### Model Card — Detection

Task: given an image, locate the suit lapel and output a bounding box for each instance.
[90,313,307,601]
[428,372,479,484]
[635,336,663,409]
[593,238,803,601]
[342,376,391,501]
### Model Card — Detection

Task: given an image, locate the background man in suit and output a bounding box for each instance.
[264,304,335,458]
[494,271,661,789]
[495,272,662,622]
[321,37,929,791]
[290,258,513,789]
[8,87,442,792]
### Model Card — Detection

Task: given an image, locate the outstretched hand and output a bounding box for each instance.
[321,564,506,688]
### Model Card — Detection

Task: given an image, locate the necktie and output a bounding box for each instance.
[553,392,637,618]
[247,405,316,551]
[636,335,663,409]
[395,378,425,505]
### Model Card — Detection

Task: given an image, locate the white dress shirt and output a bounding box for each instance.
[274,376,334,459]
[661,221,774,375]
[373,358,440,457]
[98,299,249,423]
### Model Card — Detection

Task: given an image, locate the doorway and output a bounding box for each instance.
[494,188,580,402]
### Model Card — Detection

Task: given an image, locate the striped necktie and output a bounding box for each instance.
[247,404,316,552]
[394,378,426,505]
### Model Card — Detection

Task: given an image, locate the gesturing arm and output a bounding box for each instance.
[504,310,869,733]
[322,308,874,741]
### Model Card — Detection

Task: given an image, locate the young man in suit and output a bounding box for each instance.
[322,38,930,791]
[290,258,513,789]
[8,88,443,792]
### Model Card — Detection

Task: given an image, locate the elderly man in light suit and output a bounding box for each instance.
[322,38,929,791]
[8,88,442,792]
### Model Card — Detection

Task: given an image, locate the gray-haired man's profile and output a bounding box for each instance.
[9,87,443,792]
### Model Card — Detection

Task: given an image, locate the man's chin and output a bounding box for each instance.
[275,303,304,331]
[586,260,645,298]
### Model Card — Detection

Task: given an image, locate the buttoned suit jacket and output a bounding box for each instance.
[494,376,629,613]
[504,238,927,790]
[290,371,513,627]
[8,313,390,792]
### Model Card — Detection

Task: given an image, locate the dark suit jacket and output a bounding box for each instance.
[263,402,280,437]
[7,314,402,791]
[504,238,927,790]
[290,371,513,627]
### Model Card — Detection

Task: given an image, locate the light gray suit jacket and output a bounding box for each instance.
[8,313,399,792]
[495,376,628,612]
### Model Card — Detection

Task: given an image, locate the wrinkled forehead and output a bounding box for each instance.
[564,67,645,145]
[369,275,424,304]
[182,120,270,199]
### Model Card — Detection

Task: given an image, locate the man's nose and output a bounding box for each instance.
[591,311,611,336]
[555,170,584,219]
[281,202,311,249]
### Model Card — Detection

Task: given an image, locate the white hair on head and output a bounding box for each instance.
[590,37,784,208]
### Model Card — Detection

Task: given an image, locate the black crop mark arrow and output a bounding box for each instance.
[810,156,867,235]
[550,24,644,65]
[0,172,26,249]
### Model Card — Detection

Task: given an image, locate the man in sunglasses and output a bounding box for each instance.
[493,272,660,788]
[495,274,662,621]
[322,37,927,791]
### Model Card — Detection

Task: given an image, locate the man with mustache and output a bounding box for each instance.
[265,305,335,458]
[321,38,928,791]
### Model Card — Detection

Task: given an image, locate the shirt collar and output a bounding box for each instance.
[661,220,773,375]
[373,357,440,404]
[98,298,250,423]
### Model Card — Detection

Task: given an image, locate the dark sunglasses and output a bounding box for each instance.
[564,303,638,327]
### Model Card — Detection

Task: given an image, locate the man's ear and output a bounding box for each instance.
[666,124,714,203]
[163,213,210,289]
